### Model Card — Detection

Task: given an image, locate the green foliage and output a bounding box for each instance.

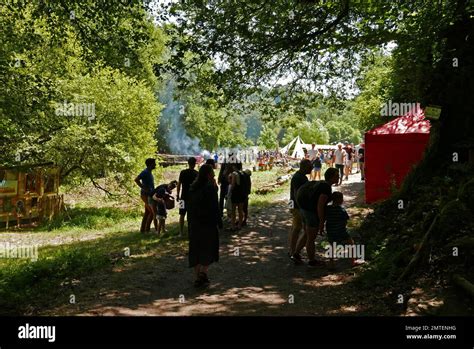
[163,0,473,151]
[325,120,361,144]
[0,244,109,314]
[282,119,329,145]
[0,0,165,189]
[47,67,161,186]
[353,54,393,132]
[183,98,251,150]
[164,0,402,99]
[257,124,279,149]
[44,206,142,231]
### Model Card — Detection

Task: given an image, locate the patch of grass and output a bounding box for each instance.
[41,206,142,232]
[249,182,289,209]
[0,222,183,315]
[0,165,288,315]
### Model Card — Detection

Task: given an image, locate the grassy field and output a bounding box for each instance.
[0,165,290,315]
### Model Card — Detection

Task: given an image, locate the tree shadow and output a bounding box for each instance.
[43,199,390,316]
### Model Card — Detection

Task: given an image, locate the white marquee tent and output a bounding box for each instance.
[281,136,337,159]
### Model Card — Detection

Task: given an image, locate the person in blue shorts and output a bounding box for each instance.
[134,158,157,233]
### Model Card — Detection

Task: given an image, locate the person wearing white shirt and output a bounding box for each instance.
[332,143,346,186]
[307,144,319,180]
[307,144,317,161]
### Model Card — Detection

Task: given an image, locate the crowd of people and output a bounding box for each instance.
[134,143,364,287]
[302,142,365,184]
[135,157,252,288]
[288,160,363,268]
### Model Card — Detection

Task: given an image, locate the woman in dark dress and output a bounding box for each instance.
[187,164,223,287]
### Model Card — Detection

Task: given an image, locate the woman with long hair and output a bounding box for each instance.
[187,164,223,287]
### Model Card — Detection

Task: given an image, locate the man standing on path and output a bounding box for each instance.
[294,168,340,267]
[333,143,346,186]
[177,157,198,238]
[135,158,157,233]
[288,159,312,263]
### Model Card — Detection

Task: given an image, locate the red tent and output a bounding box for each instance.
[365,107,431,203]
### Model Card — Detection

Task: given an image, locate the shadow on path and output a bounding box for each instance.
[46,173,391,316]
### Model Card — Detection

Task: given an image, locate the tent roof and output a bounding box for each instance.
[366,108,431,136]
[291,136,304,158]
[281,136,337,157]
[281,136,297,154]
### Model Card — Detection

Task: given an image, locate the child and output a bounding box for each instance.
[152,181,177,235]
[325,192,363,268]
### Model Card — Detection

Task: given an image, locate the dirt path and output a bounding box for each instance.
[46,172,393,316]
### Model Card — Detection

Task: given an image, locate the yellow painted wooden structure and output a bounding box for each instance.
[0,163,63,229]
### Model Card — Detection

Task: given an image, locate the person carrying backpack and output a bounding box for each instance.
[288,159,312,264]
[294,168,340,267]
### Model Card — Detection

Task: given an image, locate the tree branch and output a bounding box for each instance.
[90,177,116,197]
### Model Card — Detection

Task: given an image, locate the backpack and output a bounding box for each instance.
[312,157,322,168]
[238,171,251,196]
[296,181,323,211]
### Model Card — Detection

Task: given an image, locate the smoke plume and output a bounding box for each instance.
[158,80,202,155]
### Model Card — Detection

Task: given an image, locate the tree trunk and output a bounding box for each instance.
[425,0,474,159]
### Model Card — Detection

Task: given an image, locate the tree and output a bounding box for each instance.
[258,124,278,149]
[163,0,473,168]
[46,67,161,188]
[353,53,393,132]
[162,1,404,98]
[282,120,329,145]
[0,0,165,191]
